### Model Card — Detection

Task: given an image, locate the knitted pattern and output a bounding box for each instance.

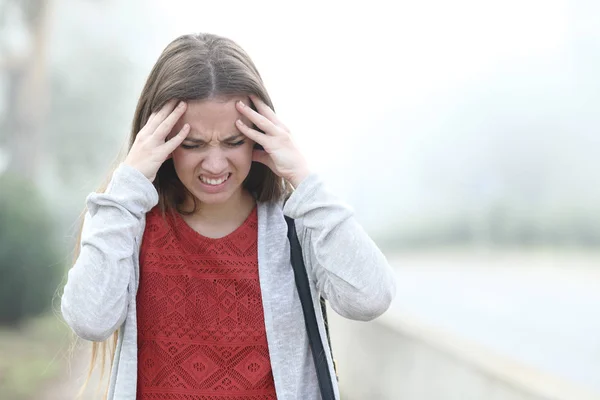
[136,207,276,399]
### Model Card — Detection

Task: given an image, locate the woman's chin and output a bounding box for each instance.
[179,172,252,208]
[188,181,242,206]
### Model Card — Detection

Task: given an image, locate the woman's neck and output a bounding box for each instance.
[181,189,256,239]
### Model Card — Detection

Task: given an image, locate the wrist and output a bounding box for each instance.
[123,160,154,183]
[288,168,311,188]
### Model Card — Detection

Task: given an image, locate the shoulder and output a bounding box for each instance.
[256,197,285,220]
[255,197,307,242]
[144,205,163,224]
[142,206,173,240]
[256,198,289,229]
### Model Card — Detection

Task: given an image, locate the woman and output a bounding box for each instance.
[61,33,396,400]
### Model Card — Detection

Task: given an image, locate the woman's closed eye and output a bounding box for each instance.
[226,140,246,148]
[181,140,246,150]
[181,143,201,150]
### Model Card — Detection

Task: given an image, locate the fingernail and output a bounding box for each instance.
[178,101,186,109]
[238,100,245,108]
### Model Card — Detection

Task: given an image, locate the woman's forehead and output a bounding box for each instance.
[178,96,251,141]
[179,96,247,125]
[184,96,247,120]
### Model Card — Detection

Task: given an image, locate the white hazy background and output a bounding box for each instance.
[39,0,600,239]
[1,0,599,398]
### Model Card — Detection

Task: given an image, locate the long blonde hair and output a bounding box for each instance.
[75,33,291,399]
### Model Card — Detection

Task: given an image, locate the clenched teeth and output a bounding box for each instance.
[200,174,229,185]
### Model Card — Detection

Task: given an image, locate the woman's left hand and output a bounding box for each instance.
[235,95,311,187]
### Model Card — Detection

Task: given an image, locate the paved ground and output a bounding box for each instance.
[388,250,600,394]
[37,340,109,400]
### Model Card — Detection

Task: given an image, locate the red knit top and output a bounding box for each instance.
[136,206,277,399]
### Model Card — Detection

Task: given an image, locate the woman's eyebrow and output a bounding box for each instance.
[183,134,244,143]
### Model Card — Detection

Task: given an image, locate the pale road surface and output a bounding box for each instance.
[38,340,108,400]
[388,250,600,394]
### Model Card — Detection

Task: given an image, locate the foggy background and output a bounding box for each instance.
[0,0,599,399]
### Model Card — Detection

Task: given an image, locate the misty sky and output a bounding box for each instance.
[48,0,600,232]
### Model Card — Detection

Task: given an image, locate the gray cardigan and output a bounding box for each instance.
[61,164,396,400]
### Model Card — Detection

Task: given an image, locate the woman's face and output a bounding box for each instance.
[170,95,255,206]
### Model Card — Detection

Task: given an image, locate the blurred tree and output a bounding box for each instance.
[1,0,137,254]
[0,173,60,326]
[43,16,137,241]
[47,41,134,187]
[0,0,51,180]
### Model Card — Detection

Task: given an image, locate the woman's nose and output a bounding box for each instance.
[201,148,228,174]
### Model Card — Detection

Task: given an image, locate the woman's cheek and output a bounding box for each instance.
[172,150,198,176]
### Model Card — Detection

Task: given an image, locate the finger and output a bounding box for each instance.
[236,100,282,136]
[140,111,161,135]
[144,99,180,135]
[145,112,156,126]
[236,119,268,147]
[154,101,188,140]
[249,95,289,132]
[136,112,156,139]
[161,123,190,155]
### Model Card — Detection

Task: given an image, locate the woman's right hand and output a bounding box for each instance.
[124,100,190,182]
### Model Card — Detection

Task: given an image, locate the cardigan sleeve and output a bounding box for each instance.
[283,173,396,321]
[61,164,158,341]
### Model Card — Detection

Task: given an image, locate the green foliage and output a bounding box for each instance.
[0,174,61,326]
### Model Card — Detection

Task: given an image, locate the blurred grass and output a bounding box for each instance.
[0,312,72,400]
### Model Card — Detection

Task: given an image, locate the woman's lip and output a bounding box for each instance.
[197,173,231,191]
[199,173,230,180]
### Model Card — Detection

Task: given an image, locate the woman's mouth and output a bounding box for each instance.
[199,173,231,186]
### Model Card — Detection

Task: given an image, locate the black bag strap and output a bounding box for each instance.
[285,216,336,400]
